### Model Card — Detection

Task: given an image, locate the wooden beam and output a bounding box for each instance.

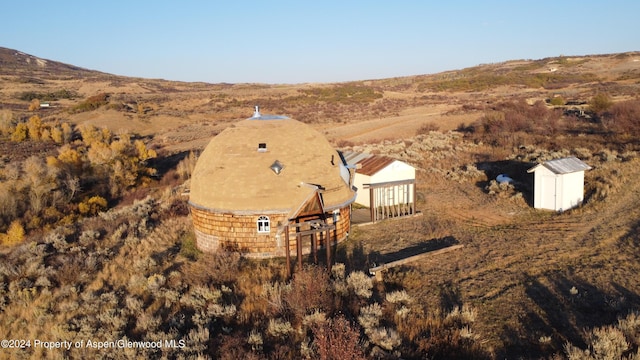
[369,187,375,223]
[412,182,417,215]
[363,179,415,189]
[325,227,331,271]
[311,232,317,264]
[285,226,291,278]
[369,244,464,281]
[296,224,335,237]
[287,220,326,229]
[296,233,303,270]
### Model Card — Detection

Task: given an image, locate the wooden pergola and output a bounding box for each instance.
[283,219,336,278]
[282,189,340,277]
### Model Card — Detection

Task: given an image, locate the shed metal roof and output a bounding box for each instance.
[341,150,398,176]
[527,156,592,174]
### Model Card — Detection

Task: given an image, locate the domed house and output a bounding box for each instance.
[189,108,357,259]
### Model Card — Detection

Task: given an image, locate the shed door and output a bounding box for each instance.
[541,174,557,210]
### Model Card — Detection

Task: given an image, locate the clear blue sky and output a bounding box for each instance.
[2,1,638,84]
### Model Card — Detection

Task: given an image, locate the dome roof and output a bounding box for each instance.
[189,116,355,216]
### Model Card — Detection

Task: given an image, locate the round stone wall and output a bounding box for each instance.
[190,206,352,258]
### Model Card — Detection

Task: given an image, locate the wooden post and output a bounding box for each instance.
[325,227,331,270]
[412,181,416,214]
[285,225,291,278]
[311,232,317,264]
[369,188,375,223]
[296,233,303,270]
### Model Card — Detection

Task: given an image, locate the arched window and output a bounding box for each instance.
[257,216,270,233]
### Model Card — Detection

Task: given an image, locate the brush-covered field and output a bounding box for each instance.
[1,48,640,359]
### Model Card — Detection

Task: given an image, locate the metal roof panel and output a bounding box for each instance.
[527,156,591,174]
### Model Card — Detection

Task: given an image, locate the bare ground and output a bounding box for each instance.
[348,157,640,358]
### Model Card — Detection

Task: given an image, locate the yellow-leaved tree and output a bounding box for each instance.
[11,123,28,142]
[78,196,108,215]
[27,115,42,141]
[1,220,25,246]
[28,98,40,111]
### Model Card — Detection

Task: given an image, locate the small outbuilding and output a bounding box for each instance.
[342,151,416,222]
[527,156,591,212]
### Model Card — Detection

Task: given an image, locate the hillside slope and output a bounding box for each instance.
[1,47,639,150]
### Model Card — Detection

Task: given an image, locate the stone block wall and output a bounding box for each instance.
[190,206,352,258]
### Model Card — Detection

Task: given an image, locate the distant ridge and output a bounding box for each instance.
[2,46,639,86]
[0,47,105,77]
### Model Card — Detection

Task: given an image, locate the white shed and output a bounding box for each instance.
[342,151,416,222]
[527,157,591,212]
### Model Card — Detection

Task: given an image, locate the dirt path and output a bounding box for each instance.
[324,105,475,143]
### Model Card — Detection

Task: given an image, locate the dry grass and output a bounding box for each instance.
[1,49,640,359]
[347,151,640,358]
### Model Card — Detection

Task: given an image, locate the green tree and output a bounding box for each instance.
[589,93,613,114]
[549,96,565,106]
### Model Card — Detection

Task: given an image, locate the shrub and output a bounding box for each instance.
[446,304,477,324]
[176,151,197,180]
[50,126,64,144]
[11,123,28,142]
[588,326,628,360]
[367,327,402,351]
[284,265,333,319]
[267,318,294,339]
[19,89,76,102]
[78,196,108,215]
[302,309,327,329]
[604,98,640,136]
[312,315,366,360]
[386,290,413,305]
[262,281,291,315]
[331,263,346,280]
[563,310,640,360]
[347,271,373,299]
[179,231,200,261]
[590,93,613,114]
[1,220,25,245]
[134,139,157,162]
[617,310,640,345]
[70,93,110,114]
[0,110,12,135]
[416,122,440,135]
[299,84,382,104]
[247,329,263,351]
[25,115,42,141]
[550,96,565,106]
[358,302,383,332]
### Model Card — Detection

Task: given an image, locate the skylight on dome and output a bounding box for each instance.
[270,160,284,175]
